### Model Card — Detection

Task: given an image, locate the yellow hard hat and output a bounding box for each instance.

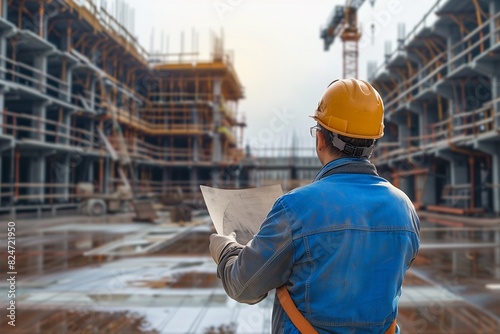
[310,78,384,139]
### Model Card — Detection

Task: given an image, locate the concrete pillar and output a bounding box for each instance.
[490,1,499,48]
[492,74,500,128]
[87,158,94,183]
[193,136,199,162]
[54,155,69,202]
[477,143,500,214]
[32,102,47,142]
[495,230,500,279]
[61,66,73,103]
[211,169,220,188]
[34,53,48,93]
[1,0,7,19]
[59,111,70,145]
[212,78,222,163]
[0,34,6,81]
[0,93,4,136]
[450,156,468,185]
[28,153,45,203]
[423,173,437,206]
[398,123,409,148]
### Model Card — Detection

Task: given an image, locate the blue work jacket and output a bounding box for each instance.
[217,157,420,333]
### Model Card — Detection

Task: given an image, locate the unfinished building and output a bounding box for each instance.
[0,0,246,217]
[370,0,500,217]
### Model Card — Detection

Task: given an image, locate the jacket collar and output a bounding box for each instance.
[313,157,378,182]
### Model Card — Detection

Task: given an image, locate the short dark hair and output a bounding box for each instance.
[319,124,374,158]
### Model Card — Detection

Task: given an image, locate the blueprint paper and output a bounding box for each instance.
[200,185,283,244]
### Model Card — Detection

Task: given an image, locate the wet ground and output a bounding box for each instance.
[0,213,499,333]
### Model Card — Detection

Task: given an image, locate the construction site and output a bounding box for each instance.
[0,0,499,333]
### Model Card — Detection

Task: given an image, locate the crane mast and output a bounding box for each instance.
[320,0,375,78]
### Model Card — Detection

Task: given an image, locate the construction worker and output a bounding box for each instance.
[209,78,420,334]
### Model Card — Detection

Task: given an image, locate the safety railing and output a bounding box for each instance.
[129,107,215,133]
[107,137,213,163]
[371,142,403,163]
[147,92,214,103]
[379,10,500,114]
[0,55,96,111]
[1,183,79,203]
[0,110,98,150]
[441,183,472,209]
[370,0,445,81]
[422,100,499,148]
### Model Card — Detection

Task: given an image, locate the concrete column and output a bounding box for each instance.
[59,111,70,145]
[423,173,437,206]
[492,74,500,128]
[61,66,73,103]
[28,153,45,203]
[495,230,500,279]
[87,158,94,183]
[211,169,220,188]
[0,93,4,135]
[490,1,499,48]
[398,123,409,148]
[193,135,199,162]
[32,102,47,142]
[450,156,468,185]
[1,0,7,19]
[477,143,500,214]
[212,78,222,163]
[0,35,6,81]
[54,154,69,203]
[34,53,48,93]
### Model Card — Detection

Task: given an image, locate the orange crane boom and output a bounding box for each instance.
[320,0,375,78]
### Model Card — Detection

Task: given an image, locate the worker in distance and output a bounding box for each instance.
[210,78,420,334]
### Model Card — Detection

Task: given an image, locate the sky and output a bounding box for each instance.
[104,0,440,154]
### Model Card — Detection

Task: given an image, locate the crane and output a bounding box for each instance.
[320,0,375,79]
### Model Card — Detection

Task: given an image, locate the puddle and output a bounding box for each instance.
[1,231,124,276]
[398,304,500,334]
[153,231,210,255]
[111,241,154,253]
[128,271,220,289]
[0,309,159,334]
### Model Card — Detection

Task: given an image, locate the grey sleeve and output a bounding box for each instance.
[216,199,295,304]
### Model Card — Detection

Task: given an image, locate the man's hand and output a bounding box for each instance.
[209,232,238,264]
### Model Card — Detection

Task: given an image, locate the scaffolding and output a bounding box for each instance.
[370,0,500,217]
[0,0,247,217]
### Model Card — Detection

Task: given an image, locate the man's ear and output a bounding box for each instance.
[316,129,326,153]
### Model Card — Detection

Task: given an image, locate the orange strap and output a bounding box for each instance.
[277,286,318,334]
[276,286,397,334]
